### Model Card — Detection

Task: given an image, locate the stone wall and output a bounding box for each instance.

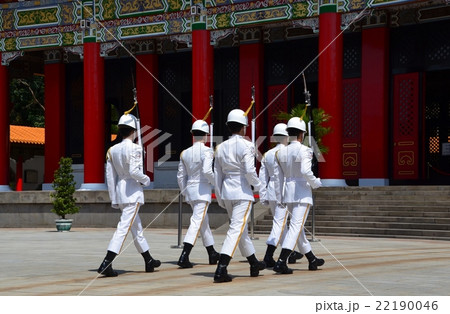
[0,189,233,229]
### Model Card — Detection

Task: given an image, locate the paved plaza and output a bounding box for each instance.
[0,227,449,297]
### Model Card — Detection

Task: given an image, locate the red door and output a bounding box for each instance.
[267,85,289,135]
[342,78,361,179]
[392,73,420,180]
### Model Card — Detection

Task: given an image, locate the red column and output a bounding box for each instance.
[192,29,213,122]
[82,42,105,188]
[360,26,389,185]
[239,43,264,140]
[136,53,158,180]
[44,61,66,186]
[318,5,345,185]
[0,56,11,191]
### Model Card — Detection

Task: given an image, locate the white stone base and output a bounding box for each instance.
[0,185,12,192]
[321,179,348,187]
[41,183,53,191]
[359,178,389,186]
[78,183,108,191]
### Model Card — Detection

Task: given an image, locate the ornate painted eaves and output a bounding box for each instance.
[0,0,443,52]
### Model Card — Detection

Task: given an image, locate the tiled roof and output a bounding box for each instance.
[10,125,117,145]
[10,125,44,145]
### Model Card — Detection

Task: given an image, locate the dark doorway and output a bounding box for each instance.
[158,52,192,161]
[65,62,84,164]
[424,70,450,183]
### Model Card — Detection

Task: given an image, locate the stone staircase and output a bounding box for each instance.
[253,186,450,241]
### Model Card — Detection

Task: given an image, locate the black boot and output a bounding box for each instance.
[305,251,325,271]
[273,259,293,274]
[273,249,293,274]
[206,245,220,265]
[247,254,266,277]
[98,251,118,277]
[177,243,193,268]
[288,251,304,264]
[213,254,232,283]
[142,251,161,272]
[263,245,277,268]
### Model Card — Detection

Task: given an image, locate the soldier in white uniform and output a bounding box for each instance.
[272,117,324,274]
[259,123,304,267]
[97,114,160,277]
[176,120,220,268]
[213,109,266,283]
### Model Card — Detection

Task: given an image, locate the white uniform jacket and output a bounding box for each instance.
[274,141,322,205]
[106,138,150,207]
[177,141,215,203]
[214,134,264,205]
[259,143,284,203]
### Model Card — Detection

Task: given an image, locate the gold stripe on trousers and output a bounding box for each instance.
[119,202,140,254]
[230,201,252,258]
[275,208,289,247]
[292,204,310,251]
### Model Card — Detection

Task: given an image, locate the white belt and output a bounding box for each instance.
[225,172,241,178]
[286,177,306,182]
[187,179,209,184]
[118,176,134,181]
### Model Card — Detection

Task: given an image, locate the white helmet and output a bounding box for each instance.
[226,109,248,126]
[191,120,209,134]
[272,123,288,136]
[118,114,137,129]
[286,117,306,132]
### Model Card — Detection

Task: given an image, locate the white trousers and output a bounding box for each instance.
[266,200,289,247]
[108,203,150,254]
[183,201,214,247]
[281,203,312,254]
[220,200,256,258]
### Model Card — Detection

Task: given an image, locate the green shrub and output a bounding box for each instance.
[51,157,79,219]
[275,103,332,154]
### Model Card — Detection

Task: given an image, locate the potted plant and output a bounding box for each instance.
[50,157,79,232]
[275,103,332,154]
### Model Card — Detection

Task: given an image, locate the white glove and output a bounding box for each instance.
[311,178,322,189]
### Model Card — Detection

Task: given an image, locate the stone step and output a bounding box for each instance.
[311,232,450,241]
[314,189,450,201]
[315,196,450,203]
[309,215,450,224]
[258,217,450,230]
[312,209,450,217]
[311,220,450,230]
[313,187,450,197]
[313,226,450,238]
[314,204,450,212]
[253,186,450,240]
[315,199,450,206]
[260,215,450,224]
[315,186,450,192]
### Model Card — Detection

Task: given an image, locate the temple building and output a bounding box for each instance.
[1,0,449,191]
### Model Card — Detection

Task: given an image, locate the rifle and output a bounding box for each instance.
[203,95,214,147]
[302,73,317,174]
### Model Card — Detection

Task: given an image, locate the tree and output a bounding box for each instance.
[10,76,45,127]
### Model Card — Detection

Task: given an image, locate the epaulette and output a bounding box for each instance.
[106,148,112,162]
[180,149,185,162]
[214,143,221,155]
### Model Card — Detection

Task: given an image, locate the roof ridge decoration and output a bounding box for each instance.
[0,0,441,52]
